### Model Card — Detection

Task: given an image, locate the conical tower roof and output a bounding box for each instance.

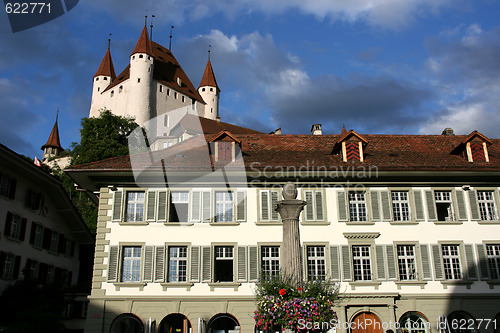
[131,25,153,57]
[94,48,116,79]
[199,60,219,91]
[41,115,63,151]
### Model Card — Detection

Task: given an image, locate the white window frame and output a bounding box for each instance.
[486,244,500,280]
[397,245,417,280]
[434,191,454,221]
[214,245,234,282]
[392,191,411,221]
[261,246,280,277]
[169,191,189,222]
[2,253,15,279]
[121,246,142,282]
[215,191,233,222]
[442,244,462,280]
[352,245,372,281]
[8,214,21,239]
[167,246,188,282]
[125,191,145,222]
[477,191,498,221]
[348,191,367,222]
[259,190,280,222]
[306,246,326,280]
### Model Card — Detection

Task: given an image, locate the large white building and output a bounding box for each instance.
[67,125,500,333]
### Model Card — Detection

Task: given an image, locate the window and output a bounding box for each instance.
[399,312,431,333]
[174,92,178,99]
[25,189,41,210]
[352,245,372,281]
[168,246,188,282]
[163,142,174,149]
[50,231,58,253]
[261,246,280,277]
[137,78,141,83]
[1,253,15,279]
[164,114,169,127]
[486,244,500,279]
[139,54,143,59]
[34,223,43,247]
[26,259,39,280]
[0,174,16,199]
[435,191,454,221]
[103,77,107,81]
[110,90,114,97]
[217,142,232,161]
[442,244,462,280]
[392,191,410,221]
[215,192,233,222]
[167,88,170,96]
[214,246,233,282]
[348,192,367,222]
[210,87,213,92]
[182,96,185,103]
[202,87,205,92]
[119,85,123,93]
[260,190,280,222]
[307,246,326,280]
[159,85,163,92]
[477,191,498,221]
[397,245,417,280]
[4,212,25,241]
[304,190,324,221]
[121,246,141,282]
[125,191,145,222]
[169,191,189,222]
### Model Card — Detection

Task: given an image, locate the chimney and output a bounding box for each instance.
[311,124,322,135]
[274,128,282,135]
[442,128,455,136]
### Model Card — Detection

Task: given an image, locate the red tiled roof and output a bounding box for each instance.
[94,48,116,79]
[41,118,63,150]
[131,25,153,56]
[199,60,219,90]
[178,114,264,135]
[67,133,500,173]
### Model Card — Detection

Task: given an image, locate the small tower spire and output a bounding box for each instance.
[107,33,111,50]
[169,25,174,50]
[41,110,64,160]
[131,24,153,56]
[208,44,211,61]
[150,15,155,41]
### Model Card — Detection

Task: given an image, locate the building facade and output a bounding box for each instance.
[67,127,500,333]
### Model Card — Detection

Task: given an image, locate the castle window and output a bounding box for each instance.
[148,56,151,60]
[137,78,141,83]
[119,86,123,93]
[202,88,205,92]
[167,89,170,96]
[97,87,100,92]
[95,77,99,81]
[164,114,169,127]
[139,54,143,59]
[159,85,163,93]
[110,90,114,97]
[182,96,185,103]
[132,56,135,60]
[210,88,213,92]
[174,92,178,99]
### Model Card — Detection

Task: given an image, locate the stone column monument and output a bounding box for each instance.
[275,182,306,286]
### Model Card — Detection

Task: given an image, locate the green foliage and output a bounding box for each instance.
[0,280,66,333]
[70,109,142,166]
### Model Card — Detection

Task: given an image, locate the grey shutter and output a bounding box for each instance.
[202,191,211,222]
[455,191,468,221]
[464,244,477,280]
[329,245,340,281]
[385,245,397,280]
[146,191,157,221]
[413,190,425,221]
[375,245,387,280]
[381,191,392,221]
[370,191,381,222]
[107,246,119,282]
[476,244,490,280]
[154,246,165,282]
[237,246,247,282]
[157,191,167,222]
[112,191,123,221]
[190,246,200,282]
[248,246,258,282]
[315,191,324,221]
[432,245,444,280]
[305,191,314,221]
[191,191,201,222]
[236,191,247,222]
[419,244,432,280]
[469,191,480,220]
[143,246,154,282]
[341,245,352,281]
[271,191,279,221]
[260,191,269,221]
[425,190,437,221]
[201,246,212,282]
[337,191,348,222]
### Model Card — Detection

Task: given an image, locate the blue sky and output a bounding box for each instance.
[1,0,500,158]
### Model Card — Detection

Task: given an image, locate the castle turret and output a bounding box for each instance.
[127,25,155,126]
[41,113,63,161]
[198,58,220,120]
[89,46,116,118]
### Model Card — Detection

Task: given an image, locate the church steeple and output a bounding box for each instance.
[94,48,116,80]
[41,112,63,160]
[131,25,153,57]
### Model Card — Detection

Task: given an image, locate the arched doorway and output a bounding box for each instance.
[110,313,144,333]
[447,311,477,333]
[207,313,240,333]
[351,312,383,333]
[159,313,192,333]
[399,312,431,333]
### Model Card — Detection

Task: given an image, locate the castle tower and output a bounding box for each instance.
[198,56,220,120]
[41,112,63,161]
[127,25,155,126]
[89,44,116,118]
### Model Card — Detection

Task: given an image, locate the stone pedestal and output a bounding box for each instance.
[275,182,306,286]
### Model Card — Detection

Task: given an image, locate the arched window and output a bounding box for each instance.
[110,313,144,333]
[399,312,431,333]
[207,313,239,333]
[159,313,192,333]
[447,311,477,333]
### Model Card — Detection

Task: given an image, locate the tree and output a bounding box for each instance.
[70,109,142,166]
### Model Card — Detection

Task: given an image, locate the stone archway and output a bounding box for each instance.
[158,313,192,333]
[110,313,144,333]
[351,312,383,333]
[207,313,240,333]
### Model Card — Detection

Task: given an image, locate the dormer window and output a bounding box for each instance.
[470,142,486,161]
[332,128,368,162]
[452,131,492,163]
[208,131,242,163]
[344,142,362,161]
